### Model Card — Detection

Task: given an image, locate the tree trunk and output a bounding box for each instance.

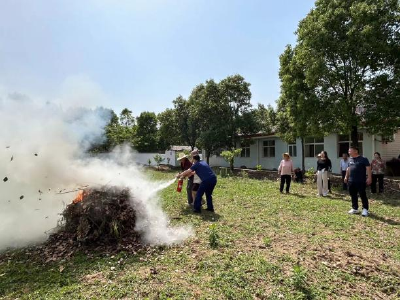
[351,125,359,147]
[301,137,305,172]
[206,151,210,164]
[230,159,234,171]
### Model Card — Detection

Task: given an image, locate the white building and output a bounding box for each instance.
[207,130,400,174]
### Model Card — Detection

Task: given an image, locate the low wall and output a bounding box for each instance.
[132,153,166,166]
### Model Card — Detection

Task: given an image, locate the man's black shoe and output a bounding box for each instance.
[193,209,201,213]
[205,208,214,212]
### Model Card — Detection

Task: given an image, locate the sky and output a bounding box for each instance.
[0,0,315,116]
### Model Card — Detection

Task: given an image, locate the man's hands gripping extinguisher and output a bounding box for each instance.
[176,178,184,192]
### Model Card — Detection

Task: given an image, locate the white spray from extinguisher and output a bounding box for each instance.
[149,178,176,196]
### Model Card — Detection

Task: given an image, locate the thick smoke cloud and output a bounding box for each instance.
[0,91,192,250]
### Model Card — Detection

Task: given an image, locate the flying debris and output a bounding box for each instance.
[3,177,8,182]
[34,153,38,156]
[10,156,13,161]
[6,146,10,148]
[19,195,24,200]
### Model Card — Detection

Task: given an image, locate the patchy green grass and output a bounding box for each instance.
[1,170,399,299]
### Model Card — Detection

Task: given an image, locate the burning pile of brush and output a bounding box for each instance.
[42,186,142,261]
[61,187,138,243]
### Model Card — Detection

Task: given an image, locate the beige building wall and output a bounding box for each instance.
[381,130,400,161]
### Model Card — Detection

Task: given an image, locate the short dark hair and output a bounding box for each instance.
[349,146,359,152]
[193,155,200,161]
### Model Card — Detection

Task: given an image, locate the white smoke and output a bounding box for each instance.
[0,91,192,250]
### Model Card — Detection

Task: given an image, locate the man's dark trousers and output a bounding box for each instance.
[187,177,193,204]
[194,177,217,211]
[348,181,369,210]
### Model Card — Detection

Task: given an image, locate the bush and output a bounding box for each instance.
[305,167,315,178]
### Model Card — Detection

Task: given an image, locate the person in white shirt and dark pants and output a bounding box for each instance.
[340,153,350,190]
[278,153,294,194]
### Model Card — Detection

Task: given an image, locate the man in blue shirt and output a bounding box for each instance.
[177,152,217,213]
[344,146,372,217]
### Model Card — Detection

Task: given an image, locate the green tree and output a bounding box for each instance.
[135,112,158,152]
[254,104,277,134]
[104,109,123,148]
[219,74,253,148]
[276,45,322,171]
[119,108,135,127]
[153,154,165,170]
[88,108,120,152]
[173,95,199,150]
[194,79,231,163]
[221,148,242,171]
[116,108,136,146]
[295,0,400,146]
[157,108,181,150]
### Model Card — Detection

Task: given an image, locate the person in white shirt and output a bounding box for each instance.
[340,153,350,190]
[191,173,204,204]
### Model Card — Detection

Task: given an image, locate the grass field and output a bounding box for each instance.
[1,170,399,299]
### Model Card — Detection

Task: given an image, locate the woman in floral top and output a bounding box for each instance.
[371,152,385,193]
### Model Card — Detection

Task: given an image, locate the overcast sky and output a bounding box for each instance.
[0,0,315,116]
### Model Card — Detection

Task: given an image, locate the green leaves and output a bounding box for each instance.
[135,112,158,153]
[277,0,400,150]
[221,148,242,171]
[293,0,400,144]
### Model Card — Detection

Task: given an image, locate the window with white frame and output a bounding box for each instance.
[304,137,324,157]
[241,145,250,157]
[338,133,363,157]
[288,143,297,157]
[263,140,275,157]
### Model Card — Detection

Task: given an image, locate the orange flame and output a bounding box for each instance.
[73,191,84,204]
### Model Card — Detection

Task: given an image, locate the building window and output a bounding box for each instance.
[241,145,250,157]
[263,140,275,157]
[304,137,324,157]
[338,133,363,157]
[288,144,297,157]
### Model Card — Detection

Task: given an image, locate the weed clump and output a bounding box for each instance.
[208,224,220,248]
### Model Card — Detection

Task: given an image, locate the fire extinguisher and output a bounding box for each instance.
[177,178,184,192]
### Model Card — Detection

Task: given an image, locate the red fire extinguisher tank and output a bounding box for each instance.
[177,178,184,192]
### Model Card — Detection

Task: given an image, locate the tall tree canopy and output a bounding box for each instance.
[194,79,231,163]
[135,111,158,152]
[276,45,322,170]
[173,95,199,150]
[295,0,400,146]
[219,74,253,148]
[157,108,180,151]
